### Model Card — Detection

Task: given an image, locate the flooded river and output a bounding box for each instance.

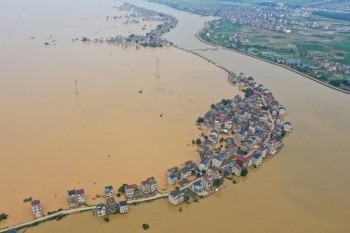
[1,0,350,232]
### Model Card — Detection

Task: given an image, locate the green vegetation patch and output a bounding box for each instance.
[142,223,150,230]
[48,208,63,215]
[23,197,33,203]
[294,41,325,52]
[0,213,8,221]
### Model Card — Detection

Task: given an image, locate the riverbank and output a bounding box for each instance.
[194,26,350,95]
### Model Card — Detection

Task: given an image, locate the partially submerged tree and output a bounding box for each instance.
[0,213,8,221]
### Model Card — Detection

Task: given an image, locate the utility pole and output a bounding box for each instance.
[155,58,160,78]
[75,80,79,95]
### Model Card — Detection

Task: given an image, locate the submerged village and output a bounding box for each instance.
[3,70,292,232]
[73,3,178,48]
[2,3,292,233]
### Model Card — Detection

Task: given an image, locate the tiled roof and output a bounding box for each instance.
[31,199,40,206]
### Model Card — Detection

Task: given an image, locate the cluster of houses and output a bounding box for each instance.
[78,3,177,48]
[166,71,292,206]
[107,3,177,48]
[123,177,158,200]
[314,60,350,75]
[96,185,128,217]
[24,70,292,223]
[67,189,86,208]
[96,176,160,217]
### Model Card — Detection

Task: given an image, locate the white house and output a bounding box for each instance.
[232,164,242,176]
[199,158,211,171]
[31,200,43,218]
[252,153,262,166]
[180,167,191,179]
[167,174,177,185]
[148,177,157,193]
[67,190,79,208]
[224,120,233,130]
[105,186,114,198]
[118,201,128,213]
[191,180,204,193]
[212,156,224,168]
[259,146,269,159]
[76,189,85,204]
[214,120,221,129]
[284,122,292,132]
[168,190,185,205]
[96,204,106,217]
[125,185,135,199]
[202,174,213,190]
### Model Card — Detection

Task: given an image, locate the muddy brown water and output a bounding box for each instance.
[1,0,350,232]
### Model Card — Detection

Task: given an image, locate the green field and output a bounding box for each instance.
[201,17,350,90]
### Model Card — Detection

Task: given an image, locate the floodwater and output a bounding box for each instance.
[0,0,234,228]
[1,0,350,233]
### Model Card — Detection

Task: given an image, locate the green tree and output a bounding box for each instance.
[0,213,8,221]
[241,168,248,177]
[214,178,223,187]
[118,184,127,193]
[23,197,32,203]
[142,223,150,230]
[196,117,204,124]
[196,139,202,145]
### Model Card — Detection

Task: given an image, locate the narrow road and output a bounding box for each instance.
[0,206,95,233]
[0,179,200,233]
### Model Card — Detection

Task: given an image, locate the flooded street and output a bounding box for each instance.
[1,0,350,232]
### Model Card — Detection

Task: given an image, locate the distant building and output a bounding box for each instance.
[202,174,213,190]
[31,199,43,218]
[278,106,286,116]
[148,177,157,193]
[232,164,242,176]
[105,186,114,198]
[140,177,157,195]
[96,204,106,217]
[67,190,79,208]
[191,180,204,193]
[180,167,191,179]
[76,189,85,204]
[168,189,185,205]
[118,201,128,213]
[284,122,292,132]
[199,158,211,171]
[106,197,118,215]
[167,174,177,185]
[125,185,135,199]
[252,153,262,166]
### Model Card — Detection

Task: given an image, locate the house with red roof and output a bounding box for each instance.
[31,199,43,218]
[125,185,135,199]
[76,189,85,204]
